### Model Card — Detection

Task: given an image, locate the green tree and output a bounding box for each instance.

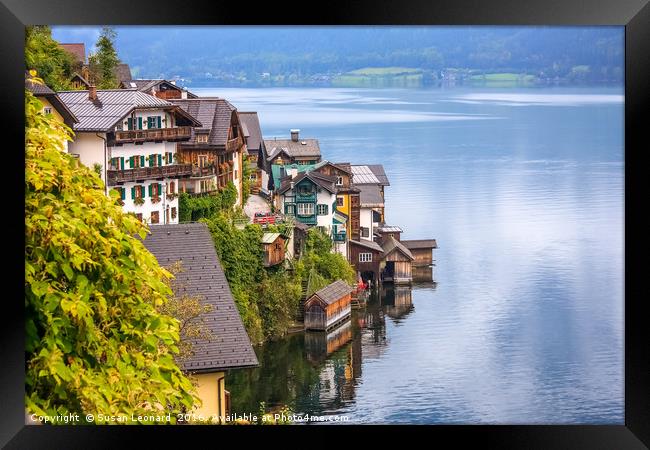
[241,153,252,206]
[88,26,120,88]
[25,26,76,90]
[25,83,198,423]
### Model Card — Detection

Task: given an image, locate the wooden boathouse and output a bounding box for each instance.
[261,232,286,267]
[401,239,437,267]
[380,236,415,284]
[304,280,354,331]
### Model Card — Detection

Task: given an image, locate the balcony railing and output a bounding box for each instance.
[191,165,217,177]
[108,126,193,145]
[226,136,243,152]
[107,164,193,185]
[296,193,316,202]
[333,232,347,242]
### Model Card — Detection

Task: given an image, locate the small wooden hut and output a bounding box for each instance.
[401,239,437,267]
[261,232,285,267]
[304,280,354,331]
[380,236,415,284]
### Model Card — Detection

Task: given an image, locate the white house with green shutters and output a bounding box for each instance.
[276,170,348,259]
[58,88,201,224]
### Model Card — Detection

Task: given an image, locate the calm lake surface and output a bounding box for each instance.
[195,86,624,424]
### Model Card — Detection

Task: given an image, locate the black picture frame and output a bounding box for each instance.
[2,0,647,447]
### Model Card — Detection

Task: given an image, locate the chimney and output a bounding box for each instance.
[290,129,300,142]
[88,85,97,101]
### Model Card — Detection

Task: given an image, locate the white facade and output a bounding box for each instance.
[117,179,180,225]
[68,132,108,186]
[316,189,335,229]
[359,207,374,241]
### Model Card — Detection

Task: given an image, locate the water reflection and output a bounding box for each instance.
[227,284,426,418]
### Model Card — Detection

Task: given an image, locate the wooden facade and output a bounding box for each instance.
[402,239,438,267]
[304,280,354,331]
[261,233,286,267]
[380,236,415,284]
[349,239,384,284]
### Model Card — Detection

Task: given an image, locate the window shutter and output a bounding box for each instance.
[140,156,145,167]
[158,183,162,196]
[120,157,124,170]
[138,117,142,130]
[157,116,161,128]
[127,118,133,130]
[158,154,162,166]
[129,156,134,168]
[131,187,135,199]
[121,188,125,200]
[148,184,152,197]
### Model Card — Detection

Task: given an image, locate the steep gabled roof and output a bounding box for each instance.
[238,112,264,153]
[58,89,200,132]
[142,223,259,373]
[277,170,337,195]
[115,63,132,84]
[172,98,237,147]
[310,280,354,306]
[381,236,414,261]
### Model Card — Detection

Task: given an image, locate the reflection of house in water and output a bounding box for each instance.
[382,286,414,321]
[305,320,353,365]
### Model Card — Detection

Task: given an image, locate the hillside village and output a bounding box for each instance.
[25,39,437,423]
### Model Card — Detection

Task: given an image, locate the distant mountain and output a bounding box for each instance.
[51,26,624,87]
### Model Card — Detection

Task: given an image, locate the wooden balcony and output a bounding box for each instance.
[107,164,193,185]
[191,165,217,177]
[108,126,192,145]
[226,136,243,152]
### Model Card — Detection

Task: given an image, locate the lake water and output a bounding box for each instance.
[193,86,624,424]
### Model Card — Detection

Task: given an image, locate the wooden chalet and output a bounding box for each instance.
[314,161,361,242]
[239,112,268,194]
[261,232,286,267]
[125,79,198,100]
[304,280,354,331]
[264,129,321,166]
[171,98,246,204]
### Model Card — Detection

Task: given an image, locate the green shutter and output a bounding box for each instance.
[158,183,162,196]
[121,188,125,200]
[129,156,134,168]
[138,117,142,130]
[157,116,161,128]
[127,118,133,130]
[140,156,145,167]
[148,184,152,197]
[131,187,135,199]
[120,157,124,170]
[148,154,153,167]
[158,154,162,166]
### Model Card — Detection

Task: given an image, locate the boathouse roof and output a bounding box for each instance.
[142,223,259,373]
[377,225,403,234]
[261,232,282,244]
[402,239,438,249]
[381,236,415,261]
[311,280,354,306]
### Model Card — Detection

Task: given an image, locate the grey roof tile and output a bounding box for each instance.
[141,223,259,372]
[310,280,354,305]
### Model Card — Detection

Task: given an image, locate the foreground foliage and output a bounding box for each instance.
[25,86,198,423]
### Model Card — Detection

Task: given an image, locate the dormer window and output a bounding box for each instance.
[336,176,343,186]
[147,116,162,129]
[197,133,209,144]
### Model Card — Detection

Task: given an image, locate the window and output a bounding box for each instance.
[130,155,144,168]
[147,116,161,129]
[285,204,296,215]
[150,183,161,197]
[136,213,143,222]
[43,107,52,115]
[171,207,177,219]
[197,134,209,144]
[359,252,372,263]
[168,181,175,194]
[165,152,174,164]
[317,204,328,215]
[297,203,314,216]
[151,211,159,224]
[132,185,145,199]
[361,227,370,238]
[127,117,143,130]
[198,155,209,167]
[336,176,343,186]
[336,197,344,206]
[149,154,162,167]
[250,173,257,181]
